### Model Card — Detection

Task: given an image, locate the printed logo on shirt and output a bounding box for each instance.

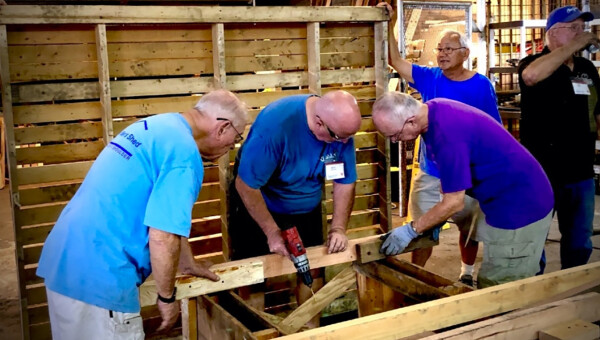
[573,73,594,85]
[109,142,132,160]
[118,131,143,148]
[320,151,338,163]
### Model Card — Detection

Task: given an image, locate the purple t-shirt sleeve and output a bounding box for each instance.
[432,142,472,194]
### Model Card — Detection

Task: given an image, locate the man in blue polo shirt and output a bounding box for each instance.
[229,90,361,327]
[372,93,553,288]
[37,90,248,339]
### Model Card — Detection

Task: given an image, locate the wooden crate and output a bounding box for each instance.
[0,5,392,340]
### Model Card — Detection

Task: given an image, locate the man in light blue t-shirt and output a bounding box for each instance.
[36,90,248,339]
[379,2,501,286]
[373,93,553,288]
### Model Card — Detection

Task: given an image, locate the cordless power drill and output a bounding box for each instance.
[281,226,313,288]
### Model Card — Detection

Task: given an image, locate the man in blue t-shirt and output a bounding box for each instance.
[373,93,553,288]
[229,90,361,327]
[378,2,501,286]
[36,90,248,339]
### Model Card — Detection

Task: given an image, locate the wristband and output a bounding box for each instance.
[157,287,177,304]
[410,221,423,236]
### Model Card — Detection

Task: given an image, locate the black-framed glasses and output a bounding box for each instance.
[216,117,244,143]
[316,115,340,140]
[433,46,466,55]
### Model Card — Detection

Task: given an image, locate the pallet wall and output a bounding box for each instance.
[0,5,390,340]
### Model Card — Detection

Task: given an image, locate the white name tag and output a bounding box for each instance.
[325,162,345,180]
[572,80,591,95]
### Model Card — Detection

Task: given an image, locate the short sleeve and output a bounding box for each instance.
[238,134,281,189]
[144,167,201,237]
[410,64,435,91]
[434,142,472,194]
[334,138,357,184]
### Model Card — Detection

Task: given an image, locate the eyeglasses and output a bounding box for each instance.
[216,117,244,143]
[433,46,466,55]
[389,119,410,143]
[553,24,585,32]
[316,115,340,140]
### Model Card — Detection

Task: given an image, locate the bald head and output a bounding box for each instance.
[315,90,362,138]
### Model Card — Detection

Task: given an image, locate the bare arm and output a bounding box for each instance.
[235,176,289,257]
[521,32,598,86]
[178,237,219,280]
[377,2,414,83]
[148,227,181,332]
[328,181,355,253]
[412,191,465,234]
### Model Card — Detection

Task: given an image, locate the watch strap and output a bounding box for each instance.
[157,287,177,304]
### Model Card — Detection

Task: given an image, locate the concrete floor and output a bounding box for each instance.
[0,186,599,339]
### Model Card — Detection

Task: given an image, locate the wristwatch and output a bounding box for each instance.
[410,221,423,236]
[157,287,177,304]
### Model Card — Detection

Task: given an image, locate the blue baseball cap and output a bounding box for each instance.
[546,6,594,30]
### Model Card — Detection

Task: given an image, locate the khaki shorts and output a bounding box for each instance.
[46,288,144,340]
[476,210,552,288]
[409,171,485,240]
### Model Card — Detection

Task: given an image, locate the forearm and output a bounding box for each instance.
[412,191,464,234]
[149,227,181,298]
[178,237,194,273]
[331,182,355,231]
[235,176,280,236]
[521,45,578,86]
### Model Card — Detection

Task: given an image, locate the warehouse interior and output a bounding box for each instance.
[0,1,600,339]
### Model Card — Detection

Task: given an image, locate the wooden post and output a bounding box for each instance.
[181,297,198,340]
[95,24,114,144]
[374,20,391,232]
[0,24,31,340]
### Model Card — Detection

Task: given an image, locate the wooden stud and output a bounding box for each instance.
[95,24,114,144]
[356,235,438,263]
[276,262,600,340]
[355,271,404,317]
[0,24,31,340]
[219,291,284,335]
[307,22,321,96]
[383,258,472,295]
[277,266,357,334]
[181,297,198,340]
[212,23,226,89]
[196,295,257,340]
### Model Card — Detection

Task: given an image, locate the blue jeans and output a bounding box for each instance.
[554,178,595,269]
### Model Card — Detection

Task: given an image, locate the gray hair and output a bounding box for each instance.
[372,91,421,125]
[439,29,470,49]
[194,89,248,127]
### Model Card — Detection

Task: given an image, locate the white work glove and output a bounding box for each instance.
[379,222,419,256]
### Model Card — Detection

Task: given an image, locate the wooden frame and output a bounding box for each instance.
[0,5,392,340]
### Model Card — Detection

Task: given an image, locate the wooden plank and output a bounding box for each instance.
[307,22,321,96]
[191,200,221,220]
[13,101,102,125]
[14,121,102,144]
[423,292,600,340]
[196,295,257,340]
[181,297,198,340]
[110,77,215,98]
[10,62,98,82]
[325,194,378,214]
[353,261,450,302]
[356,235,438,263]
[345,210,378,230]
[277,262,600,340]
[219,291,284,335]
[16,161,93,186]
[253,329,279,340]
[16,141,104,165]
[325,178,377,200]
[356,270,403,317]
[12,82,99,104]
[226,72,307,92]
[95,24,114,144]
[29,323,51,340]
[539,319,599,340]
[0,6,388,24]
[277,266,357,334]
[384,258,472,295]
[140,261,264,307]
[20,224,53,246]
[321,68,375,85]
[111,58,213,78]
[212,23,226,89]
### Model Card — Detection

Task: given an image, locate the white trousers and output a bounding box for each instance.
[46,288,144,340]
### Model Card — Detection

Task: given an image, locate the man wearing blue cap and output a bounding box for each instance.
[519,6,600,270]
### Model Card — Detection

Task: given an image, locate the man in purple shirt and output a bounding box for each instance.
[372,93,554,287]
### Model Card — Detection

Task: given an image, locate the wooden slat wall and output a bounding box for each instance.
[1,6,389,340]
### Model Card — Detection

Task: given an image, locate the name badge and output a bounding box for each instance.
[325,162,345,180]
[572,80,591,95]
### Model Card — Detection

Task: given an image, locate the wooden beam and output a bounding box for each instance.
[384,258,472,295]
[307,22,321,96]
[218,291,285,336]
[356,235,438,263]
[276,261,600,340]
[353,261,450,302]
[0,6,388,24]
[95,24,114,144]
[181,297,198,340]
[140,261,263,307]
[277,266,357,334]
[422,293,600,340]
[539,319,599,340]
